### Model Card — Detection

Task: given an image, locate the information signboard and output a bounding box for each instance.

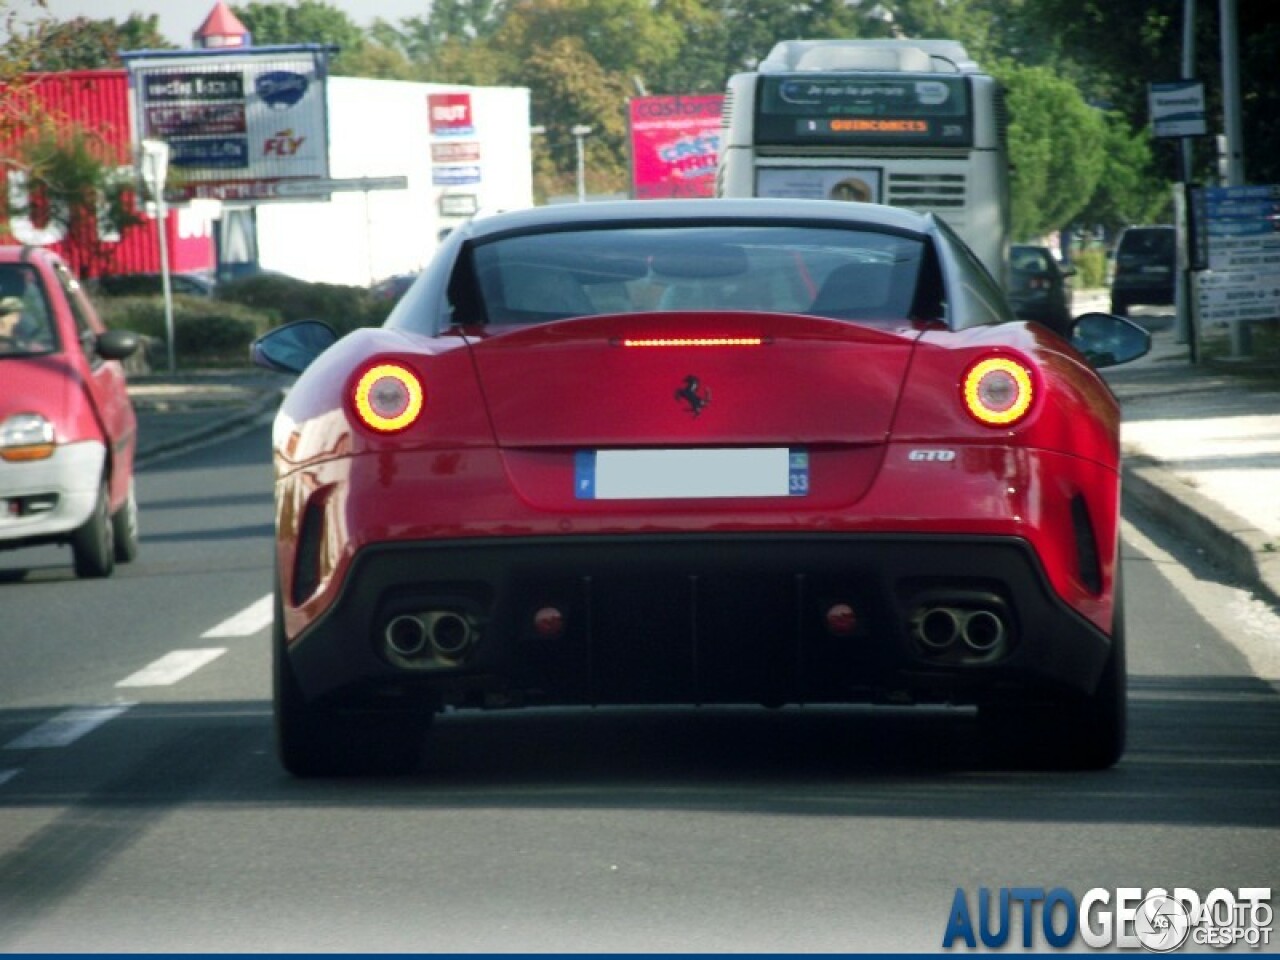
[125,47,332,203]
[1149,80,1207,138]
[1193,184,1280,326]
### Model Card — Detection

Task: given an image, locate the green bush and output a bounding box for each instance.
[215,273,391,334]
[97,295,277,367]
[1071,248,1108,289]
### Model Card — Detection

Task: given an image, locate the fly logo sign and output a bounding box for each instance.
[263,130,306,156]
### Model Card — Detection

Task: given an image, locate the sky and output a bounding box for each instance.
[29,0,436,46]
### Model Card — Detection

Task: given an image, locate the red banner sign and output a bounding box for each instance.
[628,94,723,199]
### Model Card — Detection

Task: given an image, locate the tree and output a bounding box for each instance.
[1074,111,1169,233]
[995,61,1107,240]
[0,6,143,267]
[0,14,175,70]
[6,126,142,276]
[232,0,371,75]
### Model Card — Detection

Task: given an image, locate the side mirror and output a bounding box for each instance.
[1070,312,1151,369]
[1060,263,1078,277]
[97,329,141,360]
[250,320,338,375]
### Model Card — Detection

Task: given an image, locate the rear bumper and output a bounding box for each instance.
[1111,277,1174,305]
[284,533,1115,711]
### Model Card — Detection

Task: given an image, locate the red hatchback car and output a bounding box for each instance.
[0,246,141,578]
[252,199,1151,776]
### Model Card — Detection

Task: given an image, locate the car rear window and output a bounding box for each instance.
[456,225,928,326]
[1117,228,1174,260]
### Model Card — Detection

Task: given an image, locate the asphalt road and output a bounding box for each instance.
[1,424,1278,951]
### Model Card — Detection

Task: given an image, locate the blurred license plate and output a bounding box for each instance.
[575,448,809,499]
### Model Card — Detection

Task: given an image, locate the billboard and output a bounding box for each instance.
[755,167,882,203]
[125,47,331,202]
[628,94,723,199]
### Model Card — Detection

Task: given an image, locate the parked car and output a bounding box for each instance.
[252,199,1151,776]
[92,271,217,298]
[1007,243,1075,337]
[1110,225,1175,316]
[370,272,420,302]
[0,247,141,577]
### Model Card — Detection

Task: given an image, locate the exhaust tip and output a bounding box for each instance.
[386,614,428,657]
[429,612,473,657]
[917,607,960,650]
[961,610,1005,652]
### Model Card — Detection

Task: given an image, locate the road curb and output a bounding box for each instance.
[134,388,282,467]
[1122,448,1280,608]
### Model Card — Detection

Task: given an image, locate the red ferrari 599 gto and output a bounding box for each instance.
[253,199,1150,776]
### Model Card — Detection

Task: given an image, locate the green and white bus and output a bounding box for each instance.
[717,38,1011,284]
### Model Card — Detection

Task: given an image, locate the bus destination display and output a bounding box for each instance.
[756,75,973,148]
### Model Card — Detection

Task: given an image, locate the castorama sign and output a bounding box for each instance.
[124,46,331,201]
[628,94,723,199]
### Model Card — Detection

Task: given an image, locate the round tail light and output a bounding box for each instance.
[352,363,425,433]
[962,356,1035,427]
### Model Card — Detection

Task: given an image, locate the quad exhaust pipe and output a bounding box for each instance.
[384,611,476,661]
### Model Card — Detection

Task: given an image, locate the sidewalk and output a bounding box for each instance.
[128,368,288,464]
[1101,311,1280,607]
[125,317,1280,608]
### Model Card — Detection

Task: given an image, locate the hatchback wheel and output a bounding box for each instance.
[111,480,140,563]
[71,481,115,578]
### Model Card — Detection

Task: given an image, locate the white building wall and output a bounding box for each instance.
[255,76,532,286]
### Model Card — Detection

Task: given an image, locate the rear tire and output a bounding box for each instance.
[1109,296,1128,317]
[980,575,1126,770]
[111,481,140,564]
[273,586,430,777]
[71,481,115,579]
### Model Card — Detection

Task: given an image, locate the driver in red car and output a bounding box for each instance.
[0,294,49,352]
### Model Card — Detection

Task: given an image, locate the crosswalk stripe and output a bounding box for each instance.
[116,648,227,687]
[4,704,135,750]
[201,594,273,638]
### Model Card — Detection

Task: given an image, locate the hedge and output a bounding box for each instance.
[215,273,392,334]
[96,295,277,368]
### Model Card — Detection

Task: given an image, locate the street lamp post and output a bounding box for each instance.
[571,124,593,202]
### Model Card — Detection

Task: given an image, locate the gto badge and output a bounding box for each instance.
[909,449,957,462]
[675,374,711,418]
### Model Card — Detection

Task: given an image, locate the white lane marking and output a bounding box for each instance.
[116,648,227,688]
[0,769,20,786]
[4,704,135,750]
[201,594,273,638]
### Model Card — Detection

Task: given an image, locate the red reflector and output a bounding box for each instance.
[621,337,765,348]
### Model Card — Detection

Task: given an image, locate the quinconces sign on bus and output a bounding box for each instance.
[628,94,723,199]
